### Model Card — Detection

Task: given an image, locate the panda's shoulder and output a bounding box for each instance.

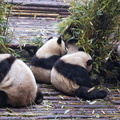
[31,54,61,69]
[0,55,16,82]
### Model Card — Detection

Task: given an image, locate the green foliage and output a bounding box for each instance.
[57,0,120,79]
[0,0,12,53]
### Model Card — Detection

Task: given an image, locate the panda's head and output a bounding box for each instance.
[60,47,93,72]
[78,47,93,72]
[36,36,67,57]
[79,51,93,72]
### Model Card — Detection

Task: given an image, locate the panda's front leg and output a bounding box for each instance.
[0,90,8,107]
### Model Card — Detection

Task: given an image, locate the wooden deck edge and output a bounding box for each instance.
[4,0,70,8]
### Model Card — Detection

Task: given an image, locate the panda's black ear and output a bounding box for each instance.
[57,36,62,45]
[86,59,93,66]
[48,36,53,40]
[78,47,84,51]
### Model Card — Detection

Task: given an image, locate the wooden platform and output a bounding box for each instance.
[5,0,70,18]
[8,16,60,45]
[0,83,120,120]
[2,0,120,119]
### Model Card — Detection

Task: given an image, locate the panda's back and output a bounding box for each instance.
[51,68,79,95]
[0,59,37,107]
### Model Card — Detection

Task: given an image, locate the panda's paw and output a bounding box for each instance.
[96,90,108,99]
[75,86,107,100]
[0,90,8,107]
[34,88,43,104]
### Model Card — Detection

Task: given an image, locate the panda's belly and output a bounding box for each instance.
[51,68,79,95]
[30,66,51,83]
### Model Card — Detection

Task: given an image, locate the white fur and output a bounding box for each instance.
[66,40,79,54]
[0,54,11,62]
[30,37,67,83]
[51,67,79,95]
[36,37,67,58]
[67,43,78,54]
[61,51,92,72]
[0,54,37,107]
[51,51,93,95]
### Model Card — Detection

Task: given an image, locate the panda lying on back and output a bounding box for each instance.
[30,36,67,83]
[51,48,107,100]
[0,54,43,107]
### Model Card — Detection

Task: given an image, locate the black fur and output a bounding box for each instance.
[64,23,77,36]
[105,45,120,81]
[75,86,107,100]
[31,55,61,70]
[57,36,62,44]
[35,88,43,104]
[0,90,8,107]
[86,60,93,66]
[48,36,53,40]
[67,39,78,44]
[78,47,84,52]
[106,45,120,70]
[0,55,16,82]
[54,60,93,87]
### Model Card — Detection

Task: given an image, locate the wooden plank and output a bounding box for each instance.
[4,0,70,7]
[10,12,59,17]
[11,9,69,16]
[0,114,119,119]
[12,6,68,12]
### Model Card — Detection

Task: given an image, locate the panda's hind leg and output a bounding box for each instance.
[75,86,107,100]
[0,90,8,107]
[34,87,43,104]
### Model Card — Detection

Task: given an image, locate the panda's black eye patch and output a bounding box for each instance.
[54,60,92,87]
[30,55,61,69]
[0,56,16,82]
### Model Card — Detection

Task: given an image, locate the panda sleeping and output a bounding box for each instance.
[0,54,43,107]
[51,49,107,100]
[30,36,67,83]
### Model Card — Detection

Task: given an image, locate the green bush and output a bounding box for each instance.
[57,0,120,81]
[0,0,12,53]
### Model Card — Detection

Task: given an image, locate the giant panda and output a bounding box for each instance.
[105,44,120,81]
[0,54,43,107]
[51,49,107,100]
[30,36,67,83]
[66,39,79,54]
